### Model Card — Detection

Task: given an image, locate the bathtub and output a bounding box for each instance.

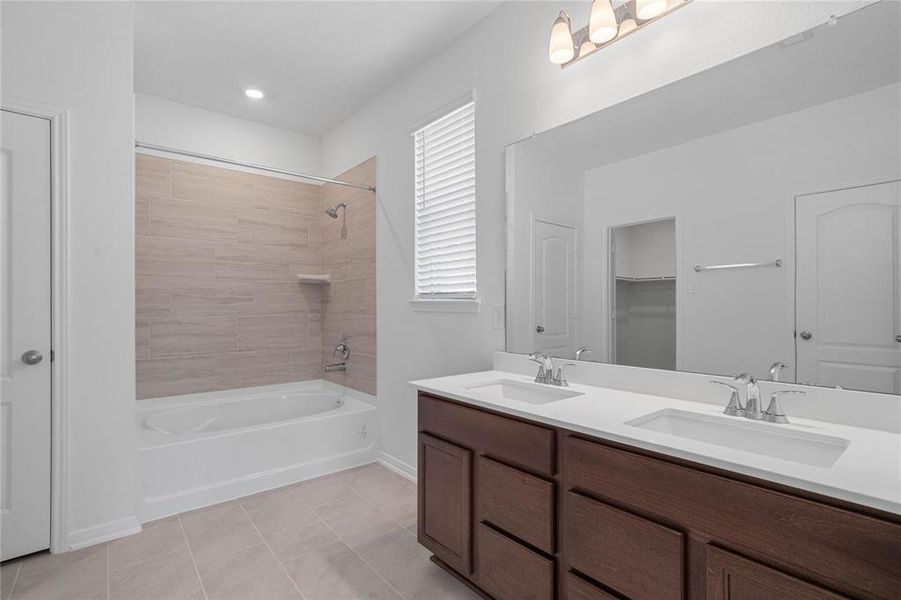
[137,380,378,521]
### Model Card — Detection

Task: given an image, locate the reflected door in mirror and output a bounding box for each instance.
[796,180,901,393]
[533,219,577,357]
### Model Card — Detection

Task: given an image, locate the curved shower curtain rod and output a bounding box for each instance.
[134,141,377,193]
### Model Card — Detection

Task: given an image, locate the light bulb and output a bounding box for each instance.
[548,11,575,64]
[244,88,265,100]
[619,17,637,35]
[636,0,668,20]
[579,38,597,58]
[589,0,618,44]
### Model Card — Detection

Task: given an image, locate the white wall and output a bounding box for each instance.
[614,220,676,279]
[135,93,320,177]
[319,0,868,471]
[1,2,139,545]
[582,83,901,379]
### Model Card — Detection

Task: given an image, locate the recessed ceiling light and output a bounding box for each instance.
[244,88,264,100]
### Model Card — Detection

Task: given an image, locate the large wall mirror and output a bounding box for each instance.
[505,1,901,395]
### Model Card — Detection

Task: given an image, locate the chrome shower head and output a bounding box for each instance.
[324,202,346,218]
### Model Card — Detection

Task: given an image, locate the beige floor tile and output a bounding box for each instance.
[311,492,401,551]
[110,547,204,600]
[11,544,108,600]
[1,561,21,600]
[109,516,187,571]
[290,472,354,507]
[281,541,400,600]
[358,529,478,600]
[197,544,300,600]
[240,488,340,561]
[179,501,262,564]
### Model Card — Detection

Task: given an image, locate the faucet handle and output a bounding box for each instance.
[763,390,805,424]
[528,352,550,383]
[709,381,745,417]
[553,362,576,387]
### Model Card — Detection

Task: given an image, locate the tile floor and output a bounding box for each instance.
[0,464,479,600]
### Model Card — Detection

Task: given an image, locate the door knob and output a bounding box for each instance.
[895,334,901,343]
[21,350,43,365]
[799,331,813,341]
[536,325,545,333]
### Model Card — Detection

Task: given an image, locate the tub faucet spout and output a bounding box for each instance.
[325,363,347,372]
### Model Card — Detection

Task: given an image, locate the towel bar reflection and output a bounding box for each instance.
[693,259,782,273]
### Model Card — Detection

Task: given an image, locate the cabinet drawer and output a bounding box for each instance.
[476,523,554,600]
[565,573,619,600]
[418,433,471,575]
[706,546,847,600]
[565,435,901,599]
[419,393,556,475]
[564,492,684,600]
[478,456,554,553]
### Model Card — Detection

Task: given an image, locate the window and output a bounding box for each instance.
[414,101,476,300]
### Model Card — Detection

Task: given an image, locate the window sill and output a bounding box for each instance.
[408,298,482,314]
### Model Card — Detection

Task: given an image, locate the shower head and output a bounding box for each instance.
[325,202,346,218]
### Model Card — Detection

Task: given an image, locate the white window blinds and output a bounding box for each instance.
[414,101,477,299]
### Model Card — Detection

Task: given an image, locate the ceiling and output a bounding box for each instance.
[135,1,502,136]
[521,0,901,171]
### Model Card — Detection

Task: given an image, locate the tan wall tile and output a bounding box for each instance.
[237,315,319,351]
[136,319,150,360]
[172,280,254,315]
[136,155,171,199]
[215,350,293,389]
[172,162,253,208]
[237,208,311,247]
[252,281,321,315]
[137,235,216,279]
[252,176,320,217]
[214,242,290,281]
[136,196,151,235]
[151,199,238,241]
[137,277,172,317]
[137,355,217,399]
[150,317,238,357]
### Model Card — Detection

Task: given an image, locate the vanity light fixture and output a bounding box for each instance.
[244,88,265,100]
[548,10,575,64]
[549,0,691,67]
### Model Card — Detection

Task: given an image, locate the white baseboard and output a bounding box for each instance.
[66,516,142,551]
[377,451,417,482]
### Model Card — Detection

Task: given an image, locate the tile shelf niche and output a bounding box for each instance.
[296,273,331,284]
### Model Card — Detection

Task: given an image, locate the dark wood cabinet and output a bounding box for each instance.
[705,546,847,600]
[417,432,472,575]
[417,392,901,600]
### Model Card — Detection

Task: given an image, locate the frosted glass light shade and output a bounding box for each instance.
[548,11,575,64]
[636,0,668,20]
[589,0,618,44]
[579,39,597,58]
[619,17,637,35]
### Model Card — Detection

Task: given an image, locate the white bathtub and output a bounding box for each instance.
[137,380,378,521]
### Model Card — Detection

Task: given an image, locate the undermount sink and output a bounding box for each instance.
[625,409,850,468]
[465,379,583,404]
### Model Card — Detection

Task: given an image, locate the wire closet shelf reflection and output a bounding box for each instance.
[693,259,782,273]
[134,141,376,192]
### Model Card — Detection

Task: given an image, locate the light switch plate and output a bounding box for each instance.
[491,305,505,329]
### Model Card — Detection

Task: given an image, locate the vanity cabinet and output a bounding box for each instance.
[417,392,901,600]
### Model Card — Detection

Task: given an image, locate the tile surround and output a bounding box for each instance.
[2,464,477,600]
[135,155,376,399]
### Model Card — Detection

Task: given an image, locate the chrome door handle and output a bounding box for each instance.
[799,331,813,341]
[21,350,43,365]
[895,334,901,343]
[536,325,545,333]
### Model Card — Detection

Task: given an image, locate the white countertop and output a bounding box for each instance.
[411,370,901,516]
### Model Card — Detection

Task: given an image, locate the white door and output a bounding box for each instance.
[796,180,901,393]
[1,109,52,560]
[532,219,576,357]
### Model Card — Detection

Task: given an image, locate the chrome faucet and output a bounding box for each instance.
[768,361,787,382]
[575,347,592,360]
[551,360,576,387]
[335,339,350,360]
[733,373,763,420]
[528,352,553,384]
[709,381,744,417]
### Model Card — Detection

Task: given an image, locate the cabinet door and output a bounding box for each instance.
[418,433,472,574]
[706,546,847,600]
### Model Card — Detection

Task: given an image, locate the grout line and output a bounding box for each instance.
[176,515,210,600]
[288,482,407,600]
[236,502,307,600]
[6,561,22,600]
